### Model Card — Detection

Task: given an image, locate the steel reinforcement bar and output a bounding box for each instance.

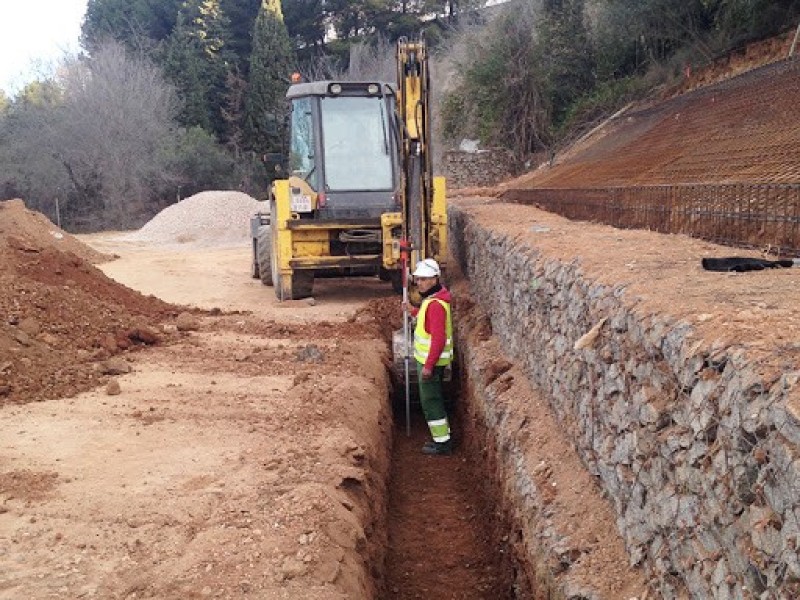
[502,183,800,256]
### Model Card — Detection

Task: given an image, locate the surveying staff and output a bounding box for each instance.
[406,258,454,455]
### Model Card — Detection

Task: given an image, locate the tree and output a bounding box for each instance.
[221,65,249,155]
[220,0,263,74]
[712,0,800,47]
[163,0,233,138]
[284,0,326,52]
[160,126,237,198]
[243,0,295,155]
[539,0,596,127]
[0,43,182,229]
[345,36,396,81]
[81,0,183,53]
[60,44,182,227]
[0,82,72,220]
[324,0,399,40]
[440,1,552,158]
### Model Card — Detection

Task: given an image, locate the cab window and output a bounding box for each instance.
[290,97,315,184]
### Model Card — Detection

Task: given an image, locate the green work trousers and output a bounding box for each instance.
[417,365,450,443]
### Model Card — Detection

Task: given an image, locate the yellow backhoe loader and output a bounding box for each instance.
[249,39,445,433]
[249,38,446,302]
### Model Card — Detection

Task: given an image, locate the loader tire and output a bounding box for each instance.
[250,238,260,279]
[277,271,314,300]
[390,271,403,294]
[256,225,273,286]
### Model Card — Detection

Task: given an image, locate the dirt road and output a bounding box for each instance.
[0,237,395,599]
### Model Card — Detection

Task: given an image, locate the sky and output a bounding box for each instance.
[0,0,89,94]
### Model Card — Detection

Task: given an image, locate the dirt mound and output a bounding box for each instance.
[0,203,179,406]
[0,199,111,264]
[122,191,267,247]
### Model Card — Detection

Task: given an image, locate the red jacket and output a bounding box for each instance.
[411,286,452,371]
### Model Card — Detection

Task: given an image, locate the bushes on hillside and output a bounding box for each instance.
[437,0,800,163]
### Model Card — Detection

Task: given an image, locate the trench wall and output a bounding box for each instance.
[449,204,800,599]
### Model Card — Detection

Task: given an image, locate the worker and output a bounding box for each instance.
[407,258,454,455]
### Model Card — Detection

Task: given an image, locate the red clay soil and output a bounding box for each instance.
[0,199,178,406]
[674,29,796,95]
[383,407,514,599]
[363,295,514,598]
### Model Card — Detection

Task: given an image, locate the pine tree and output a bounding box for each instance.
[164,0,233,137]
[81,0,183,53]
[220,0,263,76]
[243,0,295,155]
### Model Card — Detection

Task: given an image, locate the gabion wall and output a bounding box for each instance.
[441,149,517,190]
[450,204,800,599]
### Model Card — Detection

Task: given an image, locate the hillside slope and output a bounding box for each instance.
[515,54,800,188]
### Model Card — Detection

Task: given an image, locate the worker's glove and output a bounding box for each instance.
[421,366,434,380]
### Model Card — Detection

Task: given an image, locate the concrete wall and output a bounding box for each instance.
[450,204,800,599]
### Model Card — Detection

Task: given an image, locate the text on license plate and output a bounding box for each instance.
[290,194,312,212]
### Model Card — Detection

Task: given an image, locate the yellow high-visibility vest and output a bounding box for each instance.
[413,297,454,366]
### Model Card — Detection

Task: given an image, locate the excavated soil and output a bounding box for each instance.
[384,407,515,599]
[0,199,177,406]
[0,198,517,599]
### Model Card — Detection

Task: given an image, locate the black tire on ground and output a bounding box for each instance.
[269,199,280,288]
[251,238,260,279]
[277,270,314,300]
[378,267,392,282]
[256,226,273,286]
[390,271,404,294]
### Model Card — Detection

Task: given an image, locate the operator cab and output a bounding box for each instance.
[287,81,399,220]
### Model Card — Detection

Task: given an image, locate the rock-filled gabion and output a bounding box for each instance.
[442,148,517,190]
[450,205,800,599]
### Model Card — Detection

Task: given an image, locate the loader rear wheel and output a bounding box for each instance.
[277,271,314,300]
[250,238,260,279]
[390,271,403,294]
[256,226,273,286]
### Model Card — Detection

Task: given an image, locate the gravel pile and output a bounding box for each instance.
[123,191,267,248]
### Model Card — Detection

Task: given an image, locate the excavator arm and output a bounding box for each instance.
[393,37,448,436]
[395,37,447,287]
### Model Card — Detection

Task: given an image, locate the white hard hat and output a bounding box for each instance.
[412,258,441,278]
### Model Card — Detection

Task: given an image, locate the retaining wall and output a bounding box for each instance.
[449,201,800,599]
[442,148,517,189]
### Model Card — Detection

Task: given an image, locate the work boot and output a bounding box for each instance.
[421,440,452,455]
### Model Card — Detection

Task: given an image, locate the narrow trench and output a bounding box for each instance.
[381,371,518,599]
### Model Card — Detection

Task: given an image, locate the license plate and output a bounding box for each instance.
[290,193,312,212]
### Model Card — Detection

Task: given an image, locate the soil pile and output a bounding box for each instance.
[122,191,267,247]
[0,199,178,406]
[0,199,111,264]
